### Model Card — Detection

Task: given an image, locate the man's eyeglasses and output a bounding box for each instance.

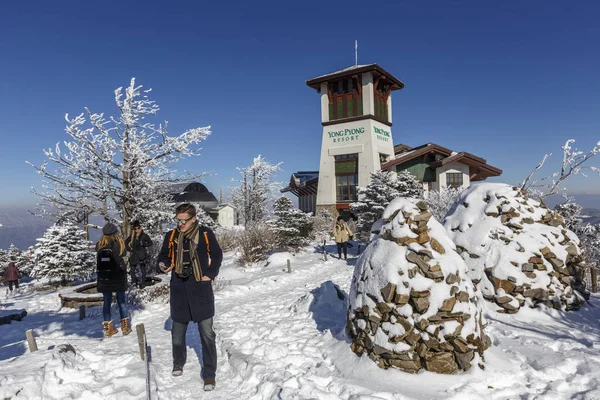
[175,217,193,225]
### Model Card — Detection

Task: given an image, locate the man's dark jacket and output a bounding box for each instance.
[158,226,223,323]
[125,231,153,265]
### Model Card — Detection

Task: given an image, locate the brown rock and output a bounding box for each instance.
[417,249,434,259]
[404,331,420,345]
[446,273,460,284]
[412,297,430,313]
[455,291,469,302]
[376,302,393,314]
[417,232,430,244]
[410,289,431,298]
[395,316,413,332]
[548,258,565,270]
[495,295,513,304]
[416,318,429,330]
[528,256,544,264]
[440,297,457,312]
[394,293,410,305]
[416,201,429,211]
[380,282,396,302]
[430,238,446,254]
[413,211,433,222]
[424,352,458,374]
[491,277,516,294]
[521,263,534,272]
[406,251,430,274]
[454,349,475,371]
[388,357,421,372]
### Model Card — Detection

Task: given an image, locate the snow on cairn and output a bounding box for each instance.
[348,198,490,374]
[444,182,589,313]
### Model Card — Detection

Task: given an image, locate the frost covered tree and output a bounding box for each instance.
[31,223,95,284]
[425,187,465,221]
[554,202,583,231]
[350,170,423,242]
[6,244,21,263]
[231,155,282,227]
[269,196,312,249]
[520,139,600,202]
[28,78,211,236]
[554,202,600,272]
[312,208,334,243]
[18,246,36,277]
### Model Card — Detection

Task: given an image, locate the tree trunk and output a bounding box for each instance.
[591,268,598,293]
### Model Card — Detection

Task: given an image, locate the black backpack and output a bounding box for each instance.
[97,248,118,280]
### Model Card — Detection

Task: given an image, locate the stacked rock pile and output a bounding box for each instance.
[348,198,490,374]
[444,183,589,312]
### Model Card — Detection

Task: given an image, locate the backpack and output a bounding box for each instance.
[97,248,118,273]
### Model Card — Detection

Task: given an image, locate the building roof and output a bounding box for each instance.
[170,182,219,208]
[306,63,405,91]
[281,171,319,197]
[382,143,502,181]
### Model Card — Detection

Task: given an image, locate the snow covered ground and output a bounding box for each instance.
[2,244,600,399]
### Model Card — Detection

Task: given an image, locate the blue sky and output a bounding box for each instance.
[1,0,599,207]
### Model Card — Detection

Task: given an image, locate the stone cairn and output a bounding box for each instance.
[444,183,589,313]
[348,198,490,374]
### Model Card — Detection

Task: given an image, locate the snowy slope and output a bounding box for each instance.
[2,245,600,399]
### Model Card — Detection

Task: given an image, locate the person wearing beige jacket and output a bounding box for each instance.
[333,216,353,260]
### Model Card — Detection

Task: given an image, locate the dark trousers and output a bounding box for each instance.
[337,242,348,259]
[130,263,147,286]
[172,318,217,379]
[8,280,19,291]
[102,292,128,321]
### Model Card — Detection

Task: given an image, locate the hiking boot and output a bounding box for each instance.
[204,378,216,391]
[120,317,132,336]
[103,321,119,337]
[172,365,184,377]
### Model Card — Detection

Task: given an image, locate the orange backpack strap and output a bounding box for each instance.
[168,229,177,266]
[203,232,211,267]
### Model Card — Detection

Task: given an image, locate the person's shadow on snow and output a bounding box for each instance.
[309,281,348,341]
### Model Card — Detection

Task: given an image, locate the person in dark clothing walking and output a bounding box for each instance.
[96,222,132,337]
[158,203,223,392]
[125,220,153,288]
[4,262,21,292]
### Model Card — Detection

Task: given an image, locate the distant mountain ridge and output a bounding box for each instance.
[0,208,50,250]
[580,208,600,225]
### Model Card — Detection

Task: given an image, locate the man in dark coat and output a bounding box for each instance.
[125,220,153,288]
[158,203,223,392]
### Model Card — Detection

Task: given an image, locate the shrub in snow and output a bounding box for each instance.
[214,227,241,253]
[351,170,423,243]
[425,187,464,221]
[31,223,95,285]
[348,198,489,374]
[444,183,589,312]
[236,224,277,266]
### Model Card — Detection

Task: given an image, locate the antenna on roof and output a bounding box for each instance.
[355,40,358,66]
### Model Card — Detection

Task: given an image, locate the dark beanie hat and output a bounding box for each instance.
[102,222,118,235]
[132,220,141,228]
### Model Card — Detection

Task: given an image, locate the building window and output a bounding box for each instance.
[374,78,390,123]
[446,173,463,189]
[328,76,363,121]
[335,154,358,202]
[379,153,389,166]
